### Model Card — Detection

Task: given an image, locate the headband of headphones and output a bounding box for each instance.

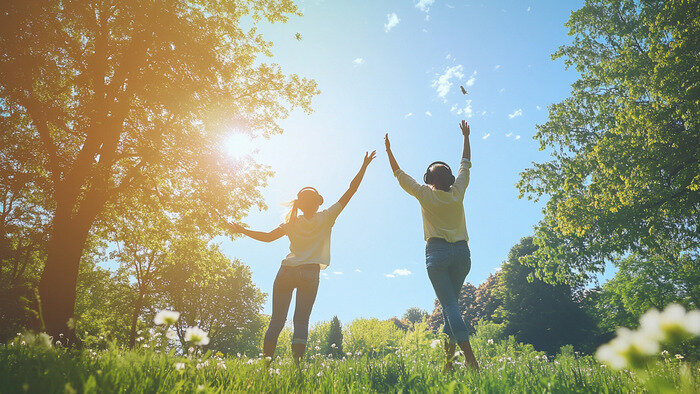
[297,186,324,204]
[424,161,455,185]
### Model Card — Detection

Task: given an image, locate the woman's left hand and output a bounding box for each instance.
[363,150,377,167]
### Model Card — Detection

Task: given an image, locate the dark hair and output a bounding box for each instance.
[424,162,455,191]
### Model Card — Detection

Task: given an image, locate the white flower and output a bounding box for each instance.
[487,339,494,345]
[596,327,658,370]
[166,330,178,340]
[184,327,209,346]
[675,354,684,360]
[317,371,323,377]
[154,310,180,326]
[174,362,186,371]
[331,343,337,349]
[640,304,700,343]
[430,339,441,349]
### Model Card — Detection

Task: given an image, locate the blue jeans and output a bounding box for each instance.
[264,264,320,345]
[426,238,471,342]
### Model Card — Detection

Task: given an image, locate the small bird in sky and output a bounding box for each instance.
[460,85,468,95]
[295,32,302,41]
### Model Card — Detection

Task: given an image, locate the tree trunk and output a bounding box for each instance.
[129,290,145,348]
[37,220,90,344]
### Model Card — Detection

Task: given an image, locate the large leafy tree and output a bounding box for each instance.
[157,238,265,353]
[0,0,318,338]
[499,237,596,353]
[517,0,699,284]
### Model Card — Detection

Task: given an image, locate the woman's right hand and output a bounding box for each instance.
[459,120,470,136]
[363,150,377,168]
[384,133,391,150]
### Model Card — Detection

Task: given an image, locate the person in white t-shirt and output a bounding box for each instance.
[228,151,376,364]
[385,120,479,371]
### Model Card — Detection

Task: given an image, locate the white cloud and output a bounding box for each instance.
[482,133,491,139]
[480,110,487,116]
[385,269,412,278]
[384,13,400,32]
[515,135,521,140]
[333,271,343,275]
[536,105,541,110]
[451,99,473,118]
[494,64,501,70]
[352,58,364,66]
[445,53,452,60]
[447,4,455,9]
[527,6,532,12]
[415,0,435,13]
[355,269,362,273]
[405,112,413,118]
[432,65,464,100]
[508,108,523,119]
[498,88,505,94]
[505,132,513,137]
[465,70,477,87]
[425,111,433,117]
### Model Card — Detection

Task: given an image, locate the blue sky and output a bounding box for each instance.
[217,0,585,326]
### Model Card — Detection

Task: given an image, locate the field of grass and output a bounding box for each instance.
[1,342,697,393]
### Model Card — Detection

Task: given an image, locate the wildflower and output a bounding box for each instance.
[347,352,352,356]
[430,339,441,349]
[154,310,180,326]
[639,304,700,344]
[331,343,337,349]
[184,327,209,346]
[142,343,149,348]
[166,330,178,340]
[55,341,62,346]
[487,339,494,345]
[675,354,684,360]
[661,350,669,356]
[174,362,186,371]
[315,345,321,351]
[317,371,323,377]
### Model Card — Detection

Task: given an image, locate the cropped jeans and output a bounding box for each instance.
[425,238,472,342]
[264,264,320,346]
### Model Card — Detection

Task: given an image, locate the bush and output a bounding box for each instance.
[343,318,404,357]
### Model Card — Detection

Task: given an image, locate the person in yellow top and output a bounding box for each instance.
[385,120,479,371]
[228,151,377,365]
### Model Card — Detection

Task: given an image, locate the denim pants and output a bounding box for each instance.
[264,264,320,345]
[426,238,471,342]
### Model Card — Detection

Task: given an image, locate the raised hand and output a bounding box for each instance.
[384,133,391,150]
[460,120,470,136]
[363,150,377,167]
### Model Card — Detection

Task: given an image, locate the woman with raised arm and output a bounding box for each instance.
[228,151,377,365]
[385,120,478,371]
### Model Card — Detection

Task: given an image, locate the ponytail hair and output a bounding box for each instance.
[284,199,300,224]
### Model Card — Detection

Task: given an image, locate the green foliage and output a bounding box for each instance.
[324,316,344,358]
[498,237,597,354]
[517,0,700,285]
[402,307,428,326]
[593,252,699,335]
[343,318,404,357]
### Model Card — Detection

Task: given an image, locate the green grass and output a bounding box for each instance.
[1,344,697,393]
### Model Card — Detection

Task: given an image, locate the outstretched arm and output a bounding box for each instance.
[385,133,400,173]
[228,223,285,243]
[460,120,471,161]
[337,151,377,207]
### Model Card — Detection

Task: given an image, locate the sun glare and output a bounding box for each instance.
[222,133,258,158]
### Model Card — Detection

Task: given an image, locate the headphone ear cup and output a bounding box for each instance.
[423,171,430,184]
[450,174,456,185]
[318,194,324,205]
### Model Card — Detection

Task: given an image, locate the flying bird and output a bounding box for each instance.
[460,85,468,95]
[295,32,302,41]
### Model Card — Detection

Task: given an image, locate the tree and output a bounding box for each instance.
[593,252,699,334]
[157,238,265,353]
[324,316,344,358]
[499,237,596,354]
[473,273,503,323]
[0,0,318,338]
[402,307,428,326]
[516,0,700,285]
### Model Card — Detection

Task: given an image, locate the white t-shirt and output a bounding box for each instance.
[394,158,471,243]
[280,202,344,269]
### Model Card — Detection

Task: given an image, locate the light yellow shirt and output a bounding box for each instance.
[394,158,471,243]
[280,202,344,270]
